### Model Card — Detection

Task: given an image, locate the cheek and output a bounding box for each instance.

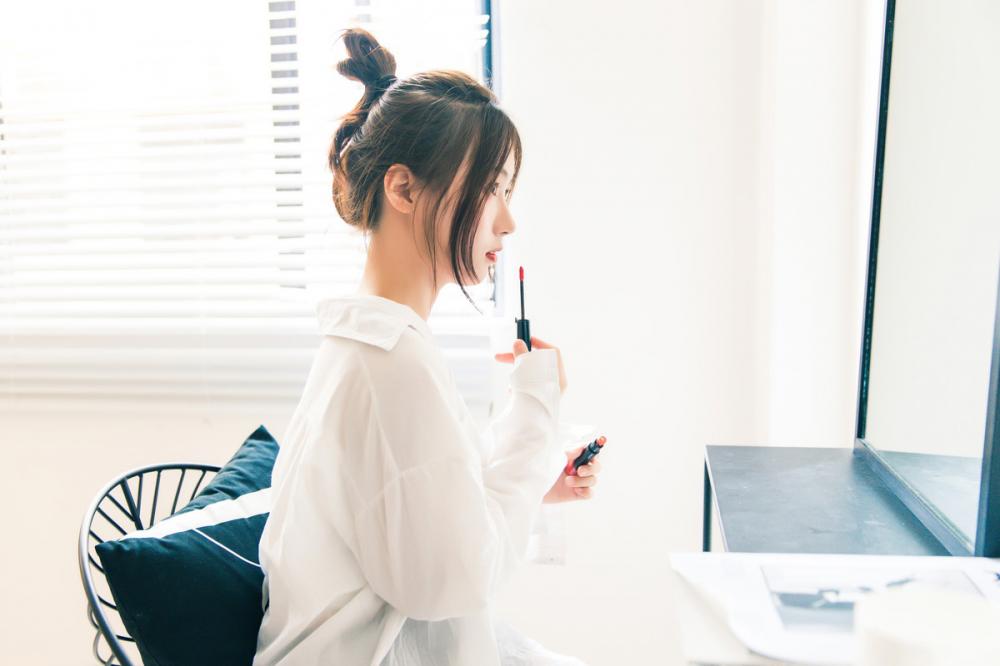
[473,212,495,250]
[472,229,487,254]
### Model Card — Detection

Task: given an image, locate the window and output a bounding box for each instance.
[0,0,507,418]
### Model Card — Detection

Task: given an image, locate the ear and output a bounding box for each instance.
[382,164,420,215]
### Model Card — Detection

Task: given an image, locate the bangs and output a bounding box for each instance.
[445,105,522,296]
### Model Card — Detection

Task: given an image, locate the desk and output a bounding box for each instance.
[702,445,947,555]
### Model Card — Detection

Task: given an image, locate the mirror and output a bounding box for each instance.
[861,0,1000,553]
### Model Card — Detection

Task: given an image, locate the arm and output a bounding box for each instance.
[345,346,563,621]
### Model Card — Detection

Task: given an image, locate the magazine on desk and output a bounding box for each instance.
[669,552,1000,665]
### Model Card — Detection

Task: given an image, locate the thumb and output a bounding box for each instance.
[512,339,529,358]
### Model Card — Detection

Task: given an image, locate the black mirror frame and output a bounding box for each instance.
[853,0,1000,558]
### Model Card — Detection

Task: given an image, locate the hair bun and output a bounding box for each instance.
[335,28,397,90]
[373,74,398,90]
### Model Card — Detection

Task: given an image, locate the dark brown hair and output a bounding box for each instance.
[330,27,522,308]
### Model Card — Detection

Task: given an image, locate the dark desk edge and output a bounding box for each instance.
[704,445,949,556]
[854,439,971,556]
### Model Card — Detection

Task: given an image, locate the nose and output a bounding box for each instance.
[495,196,516,237]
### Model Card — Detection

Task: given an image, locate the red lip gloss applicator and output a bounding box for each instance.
[515,265,531,351]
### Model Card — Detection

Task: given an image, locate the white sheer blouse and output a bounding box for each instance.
[253,294,587,666]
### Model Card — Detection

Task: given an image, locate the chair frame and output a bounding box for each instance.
[78,462,222,666]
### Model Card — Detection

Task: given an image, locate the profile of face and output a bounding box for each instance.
[381,150,516,290]
[431,151,517,288]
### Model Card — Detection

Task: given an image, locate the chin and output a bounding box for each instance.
[457,259,494,287]
[462,266,488,287]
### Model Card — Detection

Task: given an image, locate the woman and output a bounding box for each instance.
[254,28,601,666]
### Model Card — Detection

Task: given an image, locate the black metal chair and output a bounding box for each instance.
[78,463,222,666]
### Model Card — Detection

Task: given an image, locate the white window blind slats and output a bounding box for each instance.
[7,236,348,257]
[0,222,331,242]
[1,0,501,414]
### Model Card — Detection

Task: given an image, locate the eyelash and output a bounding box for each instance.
[491,182,511,197]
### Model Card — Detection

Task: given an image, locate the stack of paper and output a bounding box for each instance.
[669,552,1000,665]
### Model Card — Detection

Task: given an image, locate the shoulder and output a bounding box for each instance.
[359,329,473,467]
[360,328,469,435]
[315,295,432,352]
[359,327,452,396]
[305,322,447,401]
[309,326,452,405]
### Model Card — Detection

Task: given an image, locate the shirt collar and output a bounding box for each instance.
[315,294,433,351]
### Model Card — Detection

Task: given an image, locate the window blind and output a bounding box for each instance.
[0,0,504,416]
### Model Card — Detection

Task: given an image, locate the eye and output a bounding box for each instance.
[491,182,512,198]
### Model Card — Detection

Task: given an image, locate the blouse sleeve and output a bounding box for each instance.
[345,346,563,622]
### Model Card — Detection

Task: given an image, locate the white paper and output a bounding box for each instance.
[669,552,1000,665]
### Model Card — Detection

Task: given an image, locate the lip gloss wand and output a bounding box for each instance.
[515,265,531,351]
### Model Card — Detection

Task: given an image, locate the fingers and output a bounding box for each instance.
[528,336,553,349]
[494,336,557,363]
[494,338,530,363]
[582,456,601,475]
[564,471,598,488]
[566,452,600,474]
[563,445,602,500]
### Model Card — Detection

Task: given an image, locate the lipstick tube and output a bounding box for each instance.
[565,436,607,476]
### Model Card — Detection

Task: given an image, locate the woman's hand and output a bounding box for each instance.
[493,335,568,395]
[542,445,602,503]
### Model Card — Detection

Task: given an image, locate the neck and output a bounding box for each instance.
[355,231,442,321]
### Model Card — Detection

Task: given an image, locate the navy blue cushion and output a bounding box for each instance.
[96,424,278,666]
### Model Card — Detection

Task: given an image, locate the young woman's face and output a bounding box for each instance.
[434,152,517,287]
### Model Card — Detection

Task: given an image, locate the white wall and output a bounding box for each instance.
[757,0,880,447]
[491,1,877,663]
[0,1,881,664]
